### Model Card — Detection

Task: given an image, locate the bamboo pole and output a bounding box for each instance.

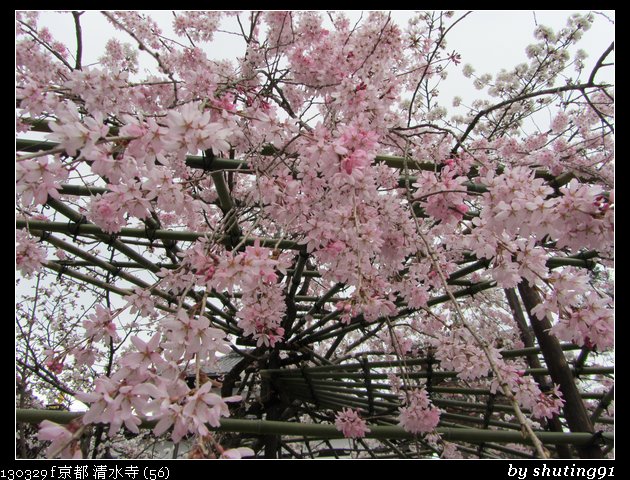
[263,365,611,380]
[37,259,176,270]
[276,378,604,399]
[17,136,567,186]
[288,283,345,338]
[15,409,613,446]
[447,259,491,281]
[16,218,303,251]
[290,388,397,412]
[439,412,523,431]
[500,343,581,358]
[210,171,242,247]
[44,261,132,297]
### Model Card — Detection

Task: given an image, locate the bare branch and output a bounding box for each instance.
[72,11,84,70]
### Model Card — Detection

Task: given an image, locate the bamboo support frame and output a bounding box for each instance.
[273,377,604,402]
[26,228,239,334]
[267,366,612,380]
[263,342,579,373]
[17,218,303,251]
[16,125,612,459]
[46,198,163,272]
[30,229,235,323]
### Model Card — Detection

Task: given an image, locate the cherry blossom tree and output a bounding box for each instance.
[16,10,614,459]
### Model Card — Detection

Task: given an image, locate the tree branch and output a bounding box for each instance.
[451,81,610,155]
[72,11,84,70]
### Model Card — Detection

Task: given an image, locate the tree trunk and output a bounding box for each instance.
[517,282,603,459]
[504,288,573,459]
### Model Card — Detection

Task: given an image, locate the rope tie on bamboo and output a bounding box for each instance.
[145,224,157,247]
[203,149,215,170]
[163,239,177,253]
[106,233,119,251]
[38,230,52,243]
[68,216,86,242]
[361,356,374,416]
[56,264,68,281]
[476,392,496,458]
[587,430,606,447]
[301,366,319,407]
[573,346,592,379]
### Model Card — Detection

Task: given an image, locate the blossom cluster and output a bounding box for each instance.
[16,155,68,208]
[178,238,291,347]
[397,388,441,434]
[533,268,614,350]
[74,321,239,449]
[334,408,371,439]
[16,230,46,277]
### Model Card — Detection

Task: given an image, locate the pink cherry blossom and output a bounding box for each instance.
[37,420,82,459]
[140,379,241,443]
[163,102,233,155]
[161,309,231,364]
[16,156,68,207]
[120,333,167,370]
[83,305,120,344]
[398,388,441,434]
[16,230,46,276]
[334,408,371,439]
[125,288,156,318]
[86,193,127,234]
[47,102,109,156]
[435,328,491,381]
[532,386,565,420]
